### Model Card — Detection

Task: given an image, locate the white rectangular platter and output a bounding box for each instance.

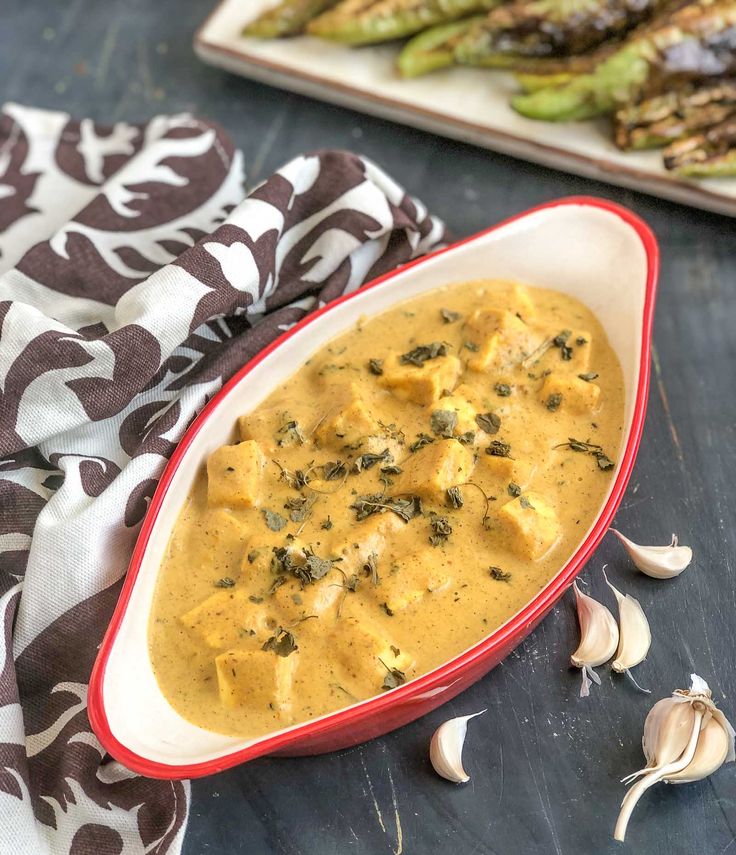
[196,0,736,218]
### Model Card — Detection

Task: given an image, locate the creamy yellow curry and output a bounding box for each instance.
[149,279,625,737]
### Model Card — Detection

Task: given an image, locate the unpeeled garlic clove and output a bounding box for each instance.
[610,529,692,579]
[604,572,651,692]
[570,581,619,698]
[621,697,694,784]
[615,674,735,842]
[429,710,486,784]
[665,716,731,784]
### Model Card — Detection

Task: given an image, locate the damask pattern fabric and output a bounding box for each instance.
[0,103,445,855]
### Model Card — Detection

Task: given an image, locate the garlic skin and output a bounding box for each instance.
[570,581,619,698]
[604,572,651,691]
[429,710,486,784]
[615,674,736,842]
[610,529,692,579]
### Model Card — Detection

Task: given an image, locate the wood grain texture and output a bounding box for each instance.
[3,1,736,852]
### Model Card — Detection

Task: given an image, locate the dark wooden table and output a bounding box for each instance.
[5,2,736,852]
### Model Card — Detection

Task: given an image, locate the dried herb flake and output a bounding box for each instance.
[303,548,334,582]
[276,419,306,447]
[475,412,501,435]
[400,342,448,367]
[353,448,392,473]
[486,440,511,458]
[321,460,347,481]
[546,393,563,412]
[409,433,435,453]
[262,508,287,531]
[351,493,423,523]
[262,628,298,657]
[431,409,457,438]
[429,514,452,547]
[284,495,315,523]
[381,661,407,690]
[446,486,464,508]
[555,437,615,471]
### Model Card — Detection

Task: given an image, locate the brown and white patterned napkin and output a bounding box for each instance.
[0,102,445,855]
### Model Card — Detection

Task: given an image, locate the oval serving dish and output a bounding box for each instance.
[88,197,659,779]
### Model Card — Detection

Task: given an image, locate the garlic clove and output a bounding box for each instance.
[665,716,730,784]
[603,572,651,689]
[622,695,697,784]
[642,698,694,773]
[429,710,486,784]
[615,674,736,842]
[570,581,619,697]
[610,529,692,579]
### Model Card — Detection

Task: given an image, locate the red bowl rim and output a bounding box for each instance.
[88,195,660,779]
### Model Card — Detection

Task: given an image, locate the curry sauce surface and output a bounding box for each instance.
[149,279,625,737]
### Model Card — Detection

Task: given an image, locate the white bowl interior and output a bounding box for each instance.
[102,203,648,767]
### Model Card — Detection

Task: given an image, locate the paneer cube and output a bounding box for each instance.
[450,382,484,408]
[328,512,404,573]
[478,454,537,489]
[200,509,248,552]
[207,440,265,509]
[478,280,537,320]
[374,550,451,613]
[539,330,593,374]
[171,508,248,576]
[394,439,474,498]
[379,354,462,405]
[463,309,537,372]
[540,373,601,414]
[314,383,379,449]
[180,588,275,648]
[215,647,297,714]
[272,572,343,622]
[496,492,561,560]
[329,617,413,694]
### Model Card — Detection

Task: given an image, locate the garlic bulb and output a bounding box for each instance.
[429,710,486,784]
[604,572,651,692]
[570,581,619,698]
[615,674,735,842]
[610,529,692,579]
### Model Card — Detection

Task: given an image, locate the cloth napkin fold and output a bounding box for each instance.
[0,102,446,855]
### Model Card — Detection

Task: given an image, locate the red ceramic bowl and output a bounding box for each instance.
[88,196,659,779]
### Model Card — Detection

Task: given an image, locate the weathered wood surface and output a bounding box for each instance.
[4,1,736,852]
